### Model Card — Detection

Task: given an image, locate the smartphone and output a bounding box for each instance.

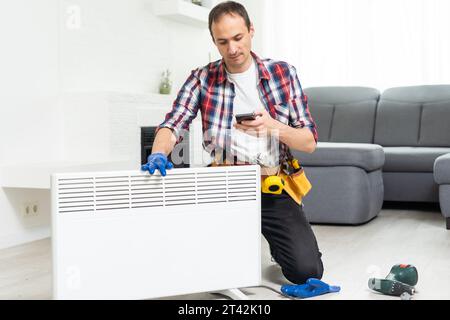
[235,112,257,124]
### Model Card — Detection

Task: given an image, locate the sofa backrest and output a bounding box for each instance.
[303,87,380,143]
[374,85,450,147]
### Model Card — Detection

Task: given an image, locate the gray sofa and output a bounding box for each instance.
[293,85,450,228]
[434,153,450,229]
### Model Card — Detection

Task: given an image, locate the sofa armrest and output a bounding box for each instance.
[434,153,450,184]
[292,142,385,172]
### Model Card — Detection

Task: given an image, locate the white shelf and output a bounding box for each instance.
[154,0,213,28]
[62,90,176,105]
[0,160,139,189]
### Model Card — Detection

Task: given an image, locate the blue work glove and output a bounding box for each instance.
[141,153,173,176]
[281,278,340,299]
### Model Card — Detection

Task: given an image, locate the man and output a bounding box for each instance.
[142,1,323,285]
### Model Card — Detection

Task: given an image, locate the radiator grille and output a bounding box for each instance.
[56,168,258,213]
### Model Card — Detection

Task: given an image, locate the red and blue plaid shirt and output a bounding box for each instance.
[158,52,317,164]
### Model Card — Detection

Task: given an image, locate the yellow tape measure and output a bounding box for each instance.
[261,175,285,195]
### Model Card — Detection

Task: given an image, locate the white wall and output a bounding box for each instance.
[58,0,263,94]
[58,0,217,161]
[0,0,60,249]
[0,0,265,249]
[261,0,450,90]
[239,0,264,55]
[59,0,217,94]
[0,0,61,165]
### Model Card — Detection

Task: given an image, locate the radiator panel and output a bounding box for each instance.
[52,166,261,300]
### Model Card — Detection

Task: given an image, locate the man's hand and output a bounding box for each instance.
[141,153,174,176]
[234,108,280,136]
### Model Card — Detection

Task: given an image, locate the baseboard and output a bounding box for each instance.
[0,226,51,250]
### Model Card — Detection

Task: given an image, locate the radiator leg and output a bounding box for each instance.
[213,288,249,300]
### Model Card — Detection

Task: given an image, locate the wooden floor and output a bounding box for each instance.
[1,203,449,300]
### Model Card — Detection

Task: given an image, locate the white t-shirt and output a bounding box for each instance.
[226,59,279,167]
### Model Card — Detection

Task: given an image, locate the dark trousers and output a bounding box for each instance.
[261,191,324,284]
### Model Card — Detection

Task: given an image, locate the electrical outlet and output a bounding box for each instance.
[21,203,31,217]
[21,202,39,217]
[31,202,39,216]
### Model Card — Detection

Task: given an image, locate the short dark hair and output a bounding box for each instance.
[208,1,251,40]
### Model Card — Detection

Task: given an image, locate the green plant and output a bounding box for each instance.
[159,69,172,95]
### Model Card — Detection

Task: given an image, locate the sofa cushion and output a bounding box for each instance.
[383,172,439,202]
[304,87,380,143]
[293,142,385,172]
[302,167,383,224]
[420,100,450,146]
[434,153,450,184]
[375,85,450,147]
[383,147,450,173]
[374,100,422,147]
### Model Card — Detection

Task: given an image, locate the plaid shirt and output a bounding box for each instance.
[157,52,317,164]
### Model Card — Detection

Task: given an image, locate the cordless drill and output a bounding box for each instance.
[368,264,418,297]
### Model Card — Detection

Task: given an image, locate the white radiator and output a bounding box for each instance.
[51,165,261,300]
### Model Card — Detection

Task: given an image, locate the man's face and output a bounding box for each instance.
[211,13,254,73]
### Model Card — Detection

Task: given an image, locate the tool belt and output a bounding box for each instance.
[264,167,312,205]
[209,151,312,205]
[281,151,312,205]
